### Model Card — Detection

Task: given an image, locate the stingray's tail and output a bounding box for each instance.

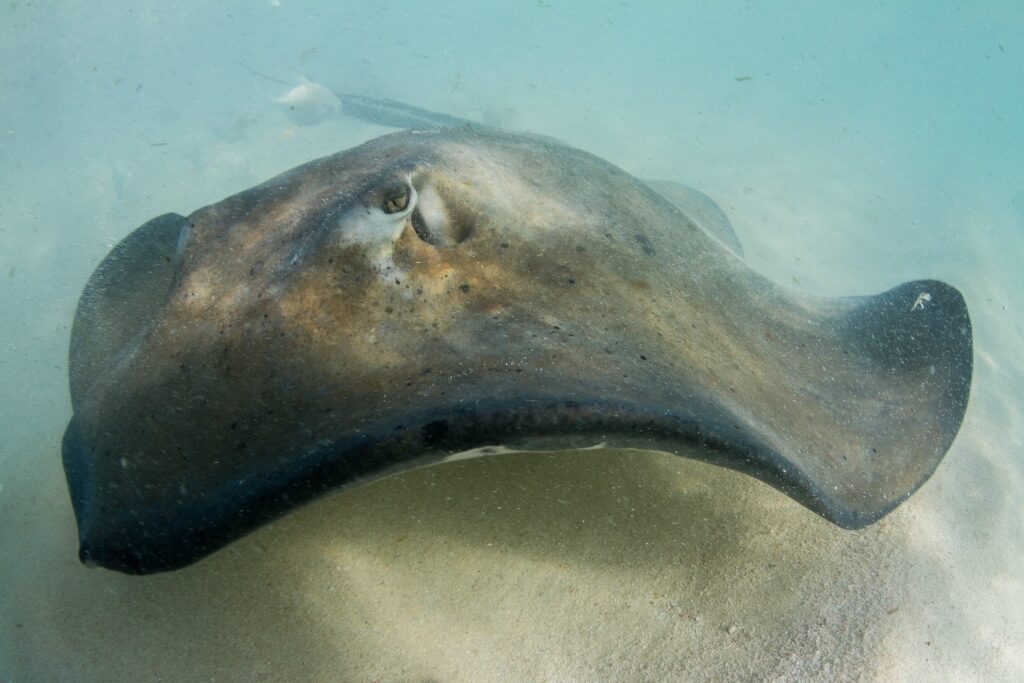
[335,93,482,130]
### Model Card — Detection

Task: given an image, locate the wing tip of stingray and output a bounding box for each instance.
[823,277,973,527]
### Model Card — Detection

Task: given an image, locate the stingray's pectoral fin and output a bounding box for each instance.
[752,278,972,528]
[64,212,188,571]
[67,213,187,406]
[645,179,744,258]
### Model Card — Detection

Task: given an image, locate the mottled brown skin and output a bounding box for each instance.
[63,129,972,573]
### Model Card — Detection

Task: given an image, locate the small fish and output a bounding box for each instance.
[274,77,342,125]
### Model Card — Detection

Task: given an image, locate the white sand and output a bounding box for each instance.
[2,3,1022,680]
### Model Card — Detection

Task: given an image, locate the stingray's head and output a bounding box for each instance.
[64,129,972,574]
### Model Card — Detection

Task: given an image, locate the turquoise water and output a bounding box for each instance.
[2,2,1022,679]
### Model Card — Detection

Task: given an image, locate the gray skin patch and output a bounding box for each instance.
[62,128,972,574]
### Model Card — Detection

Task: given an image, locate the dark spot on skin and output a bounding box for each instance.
[640,355,647,360]
[634,233,656,256]
[229,422,238,430]
[567,278,576,285]
[459,283,471,293]
[500,242,510,249]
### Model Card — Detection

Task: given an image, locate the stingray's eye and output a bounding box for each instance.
[381,182,411,214]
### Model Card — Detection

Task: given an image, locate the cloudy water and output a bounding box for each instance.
[2,2,1022,680]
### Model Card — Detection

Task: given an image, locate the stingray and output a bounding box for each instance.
[63,126,972,574]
